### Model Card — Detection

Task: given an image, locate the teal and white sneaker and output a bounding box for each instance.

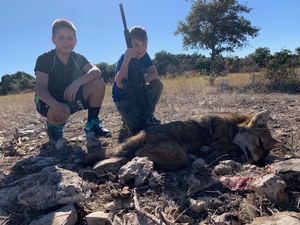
[84,118,111,138]
[47,121,65,142]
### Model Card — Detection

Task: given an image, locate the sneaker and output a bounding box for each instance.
[84,118,111,138]
[147,116,161,125]
[47,121,65,142]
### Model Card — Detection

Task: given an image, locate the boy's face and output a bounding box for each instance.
[51,28,77,55]
[131,38,148,59]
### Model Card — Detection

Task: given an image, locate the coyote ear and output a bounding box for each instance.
[250,110,271,127]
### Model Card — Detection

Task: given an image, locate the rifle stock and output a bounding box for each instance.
[119,3,152,134]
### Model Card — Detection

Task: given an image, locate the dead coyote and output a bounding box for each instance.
[83,110,280,170]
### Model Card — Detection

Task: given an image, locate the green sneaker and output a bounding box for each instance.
[84,118,111,138]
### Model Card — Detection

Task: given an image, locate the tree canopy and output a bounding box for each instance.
[248,47,271,67]
[0,71,35,95]
[175,0,260,72]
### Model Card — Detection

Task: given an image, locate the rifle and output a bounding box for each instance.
[119,3,152,134]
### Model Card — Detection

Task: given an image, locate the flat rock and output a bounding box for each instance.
[118,157,154,186]
[93,157,127,177]
[268,158,300,174]
[249,211,300,225]
[29,204,77,225]
[0,166,91,210]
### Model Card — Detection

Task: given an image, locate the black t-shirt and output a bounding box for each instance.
[34,49,89,102]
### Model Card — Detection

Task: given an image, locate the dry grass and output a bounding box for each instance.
[0,93,35,130]
[0,72,298,146]
[0,72,298,152]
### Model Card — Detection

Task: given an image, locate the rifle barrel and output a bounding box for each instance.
[119,4,128,31]
[119,4,132,48]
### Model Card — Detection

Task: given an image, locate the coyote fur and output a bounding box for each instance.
[83,110,280,170]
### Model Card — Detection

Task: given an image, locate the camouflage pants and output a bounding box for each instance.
[115,78,164,127]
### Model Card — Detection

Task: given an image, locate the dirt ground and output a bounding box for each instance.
[0,83,300,224]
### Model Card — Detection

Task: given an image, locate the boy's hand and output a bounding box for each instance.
[124,48,136,62]
[47,102,70,125]
[64,80,80,102]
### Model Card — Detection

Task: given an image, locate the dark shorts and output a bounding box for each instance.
[35,86,89,117]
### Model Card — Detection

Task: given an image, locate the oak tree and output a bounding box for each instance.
[175,0,260,74]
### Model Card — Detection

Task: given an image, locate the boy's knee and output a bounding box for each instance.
[86,78,106,92]
[94,77,106,90]
[150,79,164,92]
[47,112,69,126]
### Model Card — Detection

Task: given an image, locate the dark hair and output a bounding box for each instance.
[129,26,148,41]
[52,19,77,37]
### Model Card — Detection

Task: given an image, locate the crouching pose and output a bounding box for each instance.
[34,19,110,142]
[112,26,164,133]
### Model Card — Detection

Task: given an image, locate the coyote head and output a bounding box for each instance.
[233,110,276,163]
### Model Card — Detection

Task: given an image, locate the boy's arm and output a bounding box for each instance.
[76,62,102,85]
[36,71,70,124]
[144,65,159,84]
[115,48,135,89]
[36,71,59,108]
[64,63,102,101]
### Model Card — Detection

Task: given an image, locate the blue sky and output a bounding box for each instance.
[1,0,299,78]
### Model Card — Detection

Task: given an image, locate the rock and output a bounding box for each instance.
[0,166,91,210]
[212,212,242,225]
[55,138,68,150]
[192,158,206,169]
[186,174,201,189]
[0,185,21,208]
[214,160,242,175]
[111,214,123,225]
[11,156,56,173]
[189,197,208,213]
[240,164,259,173]
[268,158,300,174]
[249,211,300,225]
[251,174,288,203]
[93,157,127,177]
[126,212,149,225]
[214,164,234,175]
[188,153,198,161]
[85,211,109,225]
[86,131,100,147]
[29,204,77,225]
[104,200,122,211]
[118,157,154,186]
[198,145,213,154]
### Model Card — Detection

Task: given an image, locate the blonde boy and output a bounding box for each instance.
[34,19,110,142]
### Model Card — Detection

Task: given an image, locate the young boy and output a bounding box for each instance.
[112,26,164,133]
[34,18,110,142]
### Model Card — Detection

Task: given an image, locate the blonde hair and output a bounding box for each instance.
[52,18,77,37]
